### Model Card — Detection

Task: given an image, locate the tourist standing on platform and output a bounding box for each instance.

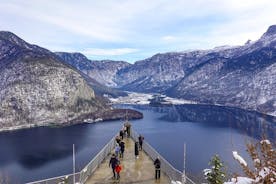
[115,135,121,144]
[119,141,125,158]
[109,154,119,179]
[134,141,139,159]
[123,124,127,136]
[115,143,121,157]
[119,129,124,140]
[138,135,144,150]
[124,122,131,137]
[154,157,161,180]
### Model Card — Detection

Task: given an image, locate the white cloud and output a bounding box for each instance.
[81,48,139,56]
[0,0,276,61]
[162,36,177,42]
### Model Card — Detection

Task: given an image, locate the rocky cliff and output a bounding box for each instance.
[0,31,108,130]
[56,52,130,87]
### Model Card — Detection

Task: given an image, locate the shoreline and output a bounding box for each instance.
[108,92,276,118]
[0,108,143,133]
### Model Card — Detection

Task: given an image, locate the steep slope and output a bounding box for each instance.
[56,52,130,87]
[167,25,276,116]
[116,50,219,92]
[0,31,107,130]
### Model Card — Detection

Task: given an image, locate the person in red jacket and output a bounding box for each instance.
[115,164,122,180]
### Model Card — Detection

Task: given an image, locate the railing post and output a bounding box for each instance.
[73,144,76,184]
[182,143,186,184]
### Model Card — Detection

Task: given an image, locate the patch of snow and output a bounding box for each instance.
[108,92,153,105]
[258,96,267,104]
[233,151,247,167]
[108,92,197,105]
[163,96,197,105]
[203,168,211,175]
[260,140,271,145]
[254,158,260,164]
[224,177,254,184]
[256,167,270,182]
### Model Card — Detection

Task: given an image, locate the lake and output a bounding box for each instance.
[0,104,275,183]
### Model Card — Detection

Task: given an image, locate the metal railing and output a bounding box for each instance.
[27,128,195,184]
[26,172,81,184]
[26,135,117,184]
[131,130,196,184]
[78,135,117,183]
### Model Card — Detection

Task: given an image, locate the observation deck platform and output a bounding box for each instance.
[85,137,170,184]
[27,128,195,184]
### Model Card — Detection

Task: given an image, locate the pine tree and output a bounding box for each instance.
[204,155,226,184]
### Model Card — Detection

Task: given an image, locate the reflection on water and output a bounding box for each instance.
[154,104,275,140]
[0,121,123,183]
[119,104,275,181]
[0,126,87,169]
[0,104,275,183]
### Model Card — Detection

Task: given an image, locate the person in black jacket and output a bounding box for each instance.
[154,157,161,180]
[134,141,139,159]
[120,129,124,140]
[119,141,125,158]
[138,135,144,150]
[109,154,119,179]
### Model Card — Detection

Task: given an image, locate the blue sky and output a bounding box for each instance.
[0,0,276,63]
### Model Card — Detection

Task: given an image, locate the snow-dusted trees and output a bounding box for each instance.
[205,138,275,184]
[231,139,275,183]
[222,138,275,184]
[204,155,226,184]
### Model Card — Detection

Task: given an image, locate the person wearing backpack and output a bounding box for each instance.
[154,157,161,180]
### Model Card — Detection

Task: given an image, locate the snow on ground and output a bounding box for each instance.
[108,92,197,105]
[163,96,197,104]
[108,92,153,105]
[224,177,254,184]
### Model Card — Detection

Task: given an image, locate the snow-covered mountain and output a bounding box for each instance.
[0,31,108,130]
[53,25,276,116]
[167,25,276,116]
[56,52,130,87]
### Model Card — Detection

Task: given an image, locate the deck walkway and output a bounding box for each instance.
[85,137,170,184]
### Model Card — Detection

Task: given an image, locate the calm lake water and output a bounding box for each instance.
[0,104,275,183]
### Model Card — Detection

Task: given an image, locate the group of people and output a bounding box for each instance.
[109,124,129,180]
[109,124,161,181]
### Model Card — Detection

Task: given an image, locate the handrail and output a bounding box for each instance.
[131,130,196,184]
[26,135,117,184]
[78,134,117,183]
[26,172,81,184]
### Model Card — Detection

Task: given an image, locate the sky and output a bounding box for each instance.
[0,0,276,63]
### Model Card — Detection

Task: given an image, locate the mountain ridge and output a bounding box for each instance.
[57,25,276,116]
[18,25,276,117]
[0,32,139,131]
